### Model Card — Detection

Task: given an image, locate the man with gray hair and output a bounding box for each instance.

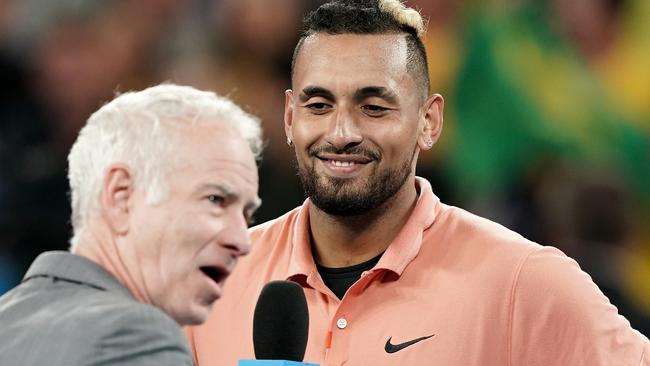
[187,0,649,365]
[0,83,263,365]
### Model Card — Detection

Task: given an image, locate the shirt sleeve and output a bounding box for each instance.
[91,304,194,366]
[509,246,650,366]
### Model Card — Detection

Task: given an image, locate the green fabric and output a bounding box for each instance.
[446,7,650,202]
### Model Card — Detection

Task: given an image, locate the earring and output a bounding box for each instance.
[425,139,433,148]
[286,137,293,147]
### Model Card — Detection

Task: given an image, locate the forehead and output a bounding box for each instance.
[174,121,258,186]
[293,33,410,89]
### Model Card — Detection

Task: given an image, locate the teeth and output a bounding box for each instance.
[331,160,355,167]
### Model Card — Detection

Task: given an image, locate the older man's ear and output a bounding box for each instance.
[101,164,134,236]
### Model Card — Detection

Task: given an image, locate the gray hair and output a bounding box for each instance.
[67,84,263,249]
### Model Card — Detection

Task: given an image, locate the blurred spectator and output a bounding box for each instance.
[528,160,650,331]
[0,0,189,291]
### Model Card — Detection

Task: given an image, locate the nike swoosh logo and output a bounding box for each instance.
[384,334,435,353]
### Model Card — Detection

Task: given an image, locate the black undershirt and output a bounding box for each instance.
[316,252,384,300]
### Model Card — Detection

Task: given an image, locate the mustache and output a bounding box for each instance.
[308,145,381,161]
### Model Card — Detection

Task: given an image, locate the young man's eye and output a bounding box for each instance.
[306,102,331,113]
[362,105,389,114]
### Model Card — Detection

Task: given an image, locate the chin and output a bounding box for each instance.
[183,316,207,326]
[182,303,214,326]
[174,311,206,326]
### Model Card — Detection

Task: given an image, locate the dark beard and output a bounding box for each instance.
[297,147,415,216]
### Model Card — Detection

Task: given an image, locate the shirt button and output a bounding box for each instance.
[336,317,347,329]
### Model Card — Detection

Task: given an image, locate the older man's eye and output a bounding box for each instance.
[208,195,225,205]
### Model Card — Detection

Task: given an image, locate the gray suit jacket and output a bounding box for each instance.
[0,251,194,366]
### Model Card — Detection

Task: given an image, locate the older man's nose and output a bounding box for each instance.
[219,213,251,257]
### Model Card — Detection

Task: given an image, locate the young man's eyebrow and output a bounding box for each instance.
[299,86,335,102]
[353,86,398,104]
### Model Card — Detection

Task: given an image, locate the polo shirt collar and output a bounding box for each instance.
[376,177,438,275]
[285,177,439,280]
[286,199,316,281]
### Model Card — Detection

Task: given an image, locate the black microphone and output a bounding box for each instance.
[254,280,309,360]
[239,280,318,365]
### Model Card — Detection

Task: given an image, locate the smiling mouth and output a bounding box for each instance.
[317,155,374,164]
[327,159,358,167]
[200,266,227,285]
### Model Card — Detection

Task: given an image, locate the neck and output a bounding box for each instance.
[309,176,418,267]
[73,226,152,305]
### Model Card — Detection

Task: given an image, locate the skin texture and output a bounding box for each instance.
[76,122,260,325]
[285,33,444,267]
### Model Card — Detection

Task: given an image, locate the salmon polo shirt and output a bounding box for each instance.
[187,177,650,365]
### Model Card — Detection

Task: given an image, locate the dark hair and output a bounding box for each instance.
[291,0,430,100]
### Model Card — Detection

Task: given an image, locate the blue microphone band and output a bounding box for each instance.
[238,360,319,365]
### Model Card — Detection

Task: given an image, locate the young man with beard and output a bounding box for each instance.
[186,1,650,365]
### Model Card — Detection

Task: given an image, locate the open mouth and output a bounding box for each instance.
[200,266,227,285]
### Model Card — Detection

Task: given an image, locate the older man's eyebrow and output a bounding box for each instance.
[353,86,398,104]
[199,183,261,214]
[299,86,335,102]
[198,183,233,196]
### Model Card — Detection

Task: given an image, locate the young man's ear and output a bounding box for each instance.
[100,164,134,236]
[417,93,444,151]
[284,89,295,145]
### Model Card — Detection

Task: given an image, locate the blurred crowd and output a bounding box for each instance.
[1,0,648,333]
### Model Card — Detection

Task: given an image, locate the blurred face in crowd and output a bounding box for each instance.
[34,17,141,122]
[123,122,260,325]
[285,33,442,216]
[218,0,303,59]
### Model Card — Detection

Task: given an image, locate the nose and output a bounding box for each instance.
[219,212,251,257]
[324,107,362,150]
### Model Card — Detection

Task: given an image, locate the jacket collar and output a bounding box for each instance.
[23,251,134,299]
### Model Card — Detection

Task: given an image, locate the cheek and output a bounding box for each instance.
[149,215,199,273]
[292,129,314,150]
[171,213,225,257]
[292,113,327,144]
[381,122,419,147]
[130,210,168,261]
[363,131,417,165]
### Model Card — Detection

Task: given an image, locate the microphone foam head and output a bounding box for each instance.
[253,280,309,361]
